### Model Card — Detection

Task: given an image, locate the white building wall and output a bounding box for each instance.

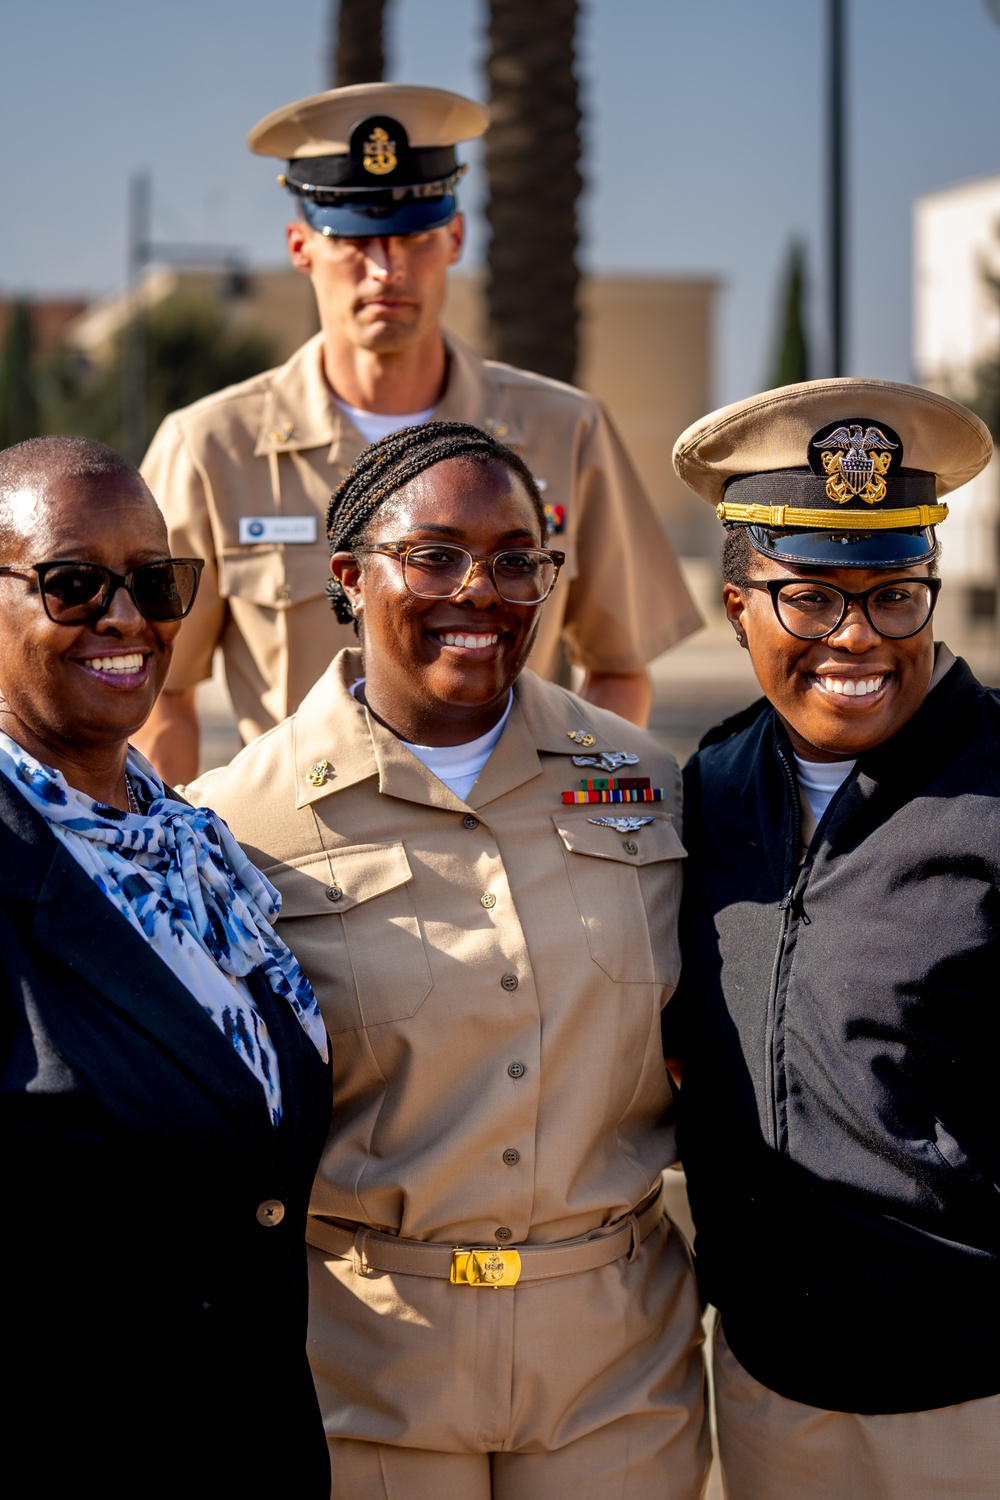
[913,175,1000,677]
[914,173,1000,381]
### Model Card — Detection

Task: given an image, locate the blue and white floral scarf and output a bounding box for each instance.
[0,733,328,1125]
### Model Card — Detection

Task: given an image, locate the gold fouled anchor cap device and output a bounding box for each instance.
[672,377,992,569]
[248,82,489,241]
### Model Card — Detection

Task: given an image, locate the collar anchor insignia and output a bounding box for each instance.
[567,730,596,748]
[306,759,331,787]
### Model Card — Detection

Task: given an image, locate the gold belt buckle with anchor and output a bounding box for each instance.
[450,1245,522,1287]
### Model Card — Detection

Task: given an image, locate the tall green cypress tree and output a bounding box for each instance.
[769,241,810,389]
[0,301,38,446]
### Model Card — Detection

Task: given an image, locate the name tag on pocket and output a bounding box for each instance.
[239,516,318,545]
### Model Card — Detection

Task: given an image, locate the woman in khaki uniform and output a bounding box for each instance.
[187,421,708,1499]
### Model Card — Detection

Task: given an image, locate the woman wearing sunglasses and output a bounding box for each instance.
[0,437,332,1497]
[666,380,1000,1498]
[188,421,709,1499]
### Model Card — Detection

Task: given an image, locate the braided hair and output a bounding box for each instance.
[325,420,547,624]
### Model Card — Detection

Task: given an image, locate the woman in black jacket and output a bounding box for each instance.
[0,437,331,1498]
[668,379,1000,1499]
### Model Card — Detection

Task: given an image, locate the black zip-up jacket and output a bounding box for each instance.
[671,654,1000,1414]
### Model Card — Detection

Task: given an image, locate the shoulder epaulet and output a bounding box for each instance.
[697,695,770,751]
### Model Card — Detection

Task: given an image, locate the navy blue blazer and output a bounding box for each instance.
[0,774,332,1497]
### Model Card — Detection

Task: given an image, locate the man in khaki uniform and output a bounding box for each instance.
[138,84,701,784]
[185,649,708,1497]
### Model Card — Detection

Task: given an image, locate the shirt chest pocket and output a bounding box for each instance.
[552,813,686,986]
[267,844,432,1033]
[217,543,329,611]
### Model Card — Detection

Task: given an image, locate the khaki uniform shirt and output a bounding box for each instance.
[143,335,702,744]
[185,654,701,1451]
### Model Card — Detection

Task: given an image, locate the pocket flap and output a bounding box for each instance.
[552,812,686,865]
[267,843,413,918]
[218,542,329,608]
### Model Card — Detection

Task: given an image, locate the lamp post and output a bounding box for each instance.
[120,172,247,463]
[121,171,151,463]
[827,0,846,377]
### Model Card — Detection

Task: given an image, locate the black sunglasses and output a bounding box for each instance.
[0,558,204,625]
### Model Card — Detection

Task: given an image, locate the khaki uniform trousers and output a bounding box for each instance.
[313,1213,710,1500]
[714,1320,1000,1500]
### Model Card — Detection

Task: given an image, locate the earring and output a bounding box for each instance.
[735,630,744,645]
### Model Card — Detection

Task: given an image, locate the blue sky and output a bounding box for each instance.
[2,0,999,403]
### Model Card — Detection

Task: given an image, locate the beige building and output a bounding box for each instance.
[66,262,718,564]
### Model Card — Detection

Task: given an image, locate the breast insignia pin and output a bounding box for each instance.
[572,750,640,773]
[306,759,331,787]
[567,730,596,748]
[588,816,655,832]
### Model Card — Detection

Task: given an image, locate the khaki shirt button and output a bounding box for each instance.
[501,972,519,991]
[481,891,497,909]
[463,814,480,830]
[507,1061,525,1079]
[256,1199,285,1227]
[275,585,291,602]
[325,885,343,902]
[623,839,639,855]
[502,1148,520,1166]
[495,1226,513,1241]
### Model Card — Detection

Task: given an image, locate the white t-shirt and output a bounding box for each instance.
[335,400,435,445]
[793,753,856,824]
[350,680,513,802]
[791,644,956,831]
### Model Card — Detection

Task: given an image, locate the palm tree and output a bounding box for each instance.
[485,0,582,384]
[328,0,387,87]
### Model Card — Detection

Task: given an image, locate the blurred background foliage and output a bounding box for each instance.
[7,294,276,451]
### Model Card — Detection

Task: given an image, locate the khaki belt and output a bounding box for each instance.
[306,1182,665,1288]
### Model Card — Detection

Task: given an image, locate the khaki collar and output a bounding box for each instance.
[435,336,526,450]
[254,331,524,466]
[253,333,366,467]
[292,653,618,813]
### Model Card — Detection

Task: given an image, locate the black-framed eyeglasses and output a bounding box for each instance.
[0,558,204,625]
[358,541,566,604]
[743,576,941,641]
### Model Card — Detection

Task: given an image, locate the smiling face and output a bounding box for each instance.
[724,550,937,761]
[0,469,181,774]
[286,216,463,356]
[330,456,546,744]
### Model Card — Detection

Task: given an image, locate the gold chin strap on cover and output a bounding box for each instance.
[715,501,949,530]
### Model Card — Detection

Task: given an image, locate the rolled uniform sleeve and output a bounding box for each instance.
[142,413,227,691]
[562,405,703,674]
